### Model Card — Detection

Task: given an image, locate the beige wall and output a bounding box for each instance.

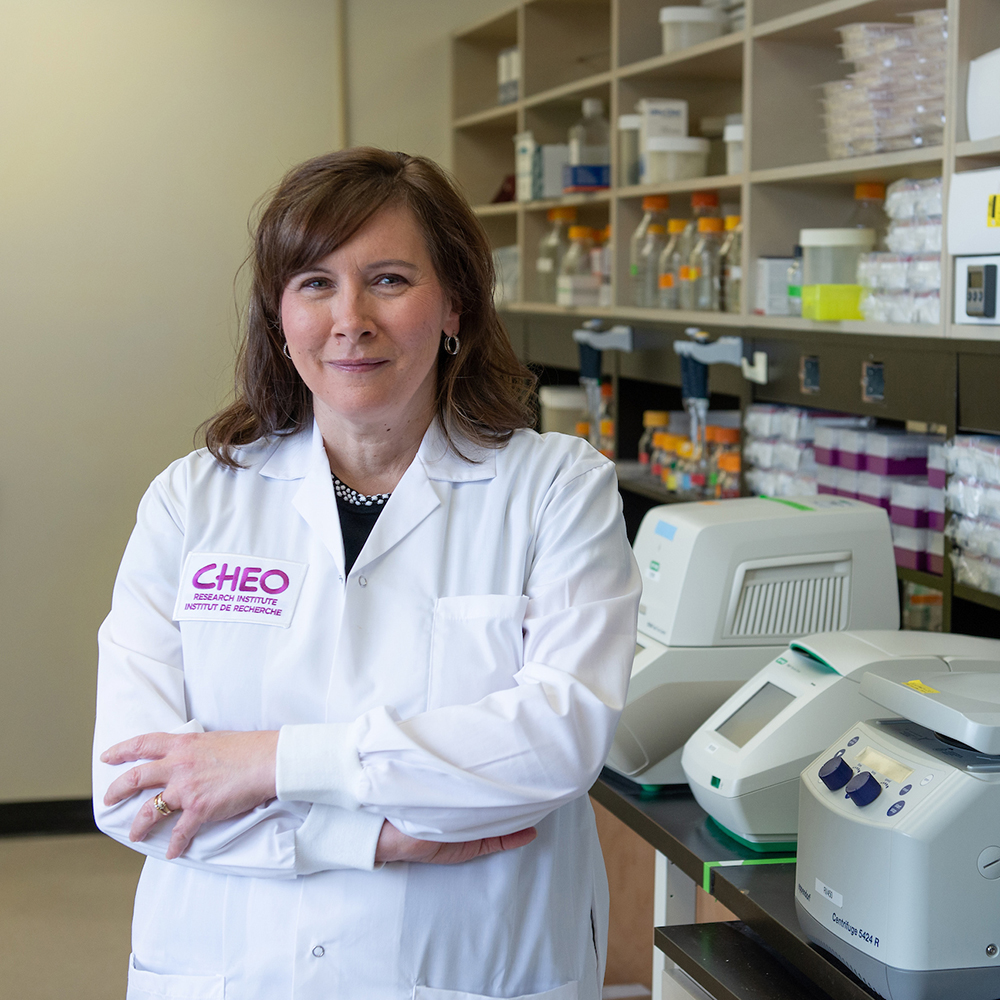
[0,0,343,801]
[344,0,515,168]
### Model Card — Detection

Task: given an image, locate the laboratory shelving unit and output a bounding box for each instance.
[451,0,1000,632]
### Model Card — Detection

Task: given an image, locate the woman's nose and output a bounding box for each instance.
[330,286,373,342]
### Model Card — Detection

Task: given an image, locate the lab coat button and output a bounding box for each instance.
[358,576,367,587]
[312,945,325,958]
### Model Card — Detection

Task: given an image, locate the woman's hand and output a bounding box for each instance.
[101,731,279,860]
[374,820,537,865]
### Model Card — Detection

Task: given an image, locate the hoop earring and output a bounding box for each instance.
[282,342,292,360]
[442,333,460,356]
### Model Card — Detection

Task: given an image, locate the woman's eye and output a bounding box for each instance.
[303,277,329,289]
[375,273,407,288]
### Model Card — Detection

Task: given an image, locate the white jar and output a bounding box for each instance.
[642,136,710,183]
[723,123,744,174]
[659,6,728,54]
[799,228,876,285]
[538,386,589,436]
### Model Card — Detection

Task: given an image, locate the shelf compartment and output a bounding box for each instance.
[452,6,520,121]
[897,565,945,591]
[522,198,610,301]
[618,175,744,197]
[954,0,1000,147]
[752,0,939,44]
[954,583,1000,613]
[522,69,613,109]
[955,135,1000,171]
[453,112,519,209]
[523,79,612,147]
[522,0,611,99]
[745,314,944,337]
[619,32,745,84]
[751,146,944,184]
[618,0,744,73]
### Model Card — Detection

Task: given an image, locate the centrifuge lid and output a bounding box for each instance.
[860,668,1000,754]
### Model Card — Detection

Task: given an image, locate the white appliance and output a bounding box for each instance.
[948,167,1000,326]
[607,496,898,786]
[796,657,1000,1000]
[682,631,1000,848]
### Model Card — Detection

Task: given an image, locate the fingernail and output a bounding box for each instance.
[100,752,109,762]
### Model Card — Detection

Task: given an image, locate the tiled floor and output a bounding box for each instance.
[0,833,143,999]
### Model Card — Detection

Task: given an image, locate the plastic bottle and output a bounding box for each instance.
[850,182,887,249]
[597,380,615,458]
[689,216,725,311]
[787,245,803,317]
[556,226,596,306]
[638,410,669,466]
[595,225,613,307]
[629,195,670,307]
[719,215,742,314]
[535,206,577,302]
[568,98,610,167]
[678,191,719,309]
[657,219,689,309]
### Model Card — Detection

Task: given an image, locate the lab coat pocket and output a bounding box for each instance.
[127,953,225,999]
[427,594,528,709]
[413,983,577,1000]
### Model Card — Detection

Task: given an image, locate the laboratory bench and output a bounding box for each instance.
[592,768,884,1000]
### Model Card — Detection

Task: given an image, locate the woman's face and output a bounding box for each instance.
[280,203,459,437]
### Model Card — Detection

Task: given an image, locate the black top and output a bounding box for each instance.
[336,494,385,574]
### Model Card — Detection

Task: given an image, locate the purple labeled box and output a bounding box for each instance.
[892,523,927,571]
[865,431,934,477]
[858,472,892,511]
[817,464,838,495]
[814,426,839,467]
[927,530,944,575]
[927,488,945,531]
[836,467,860,499]
[838,429,867,471]
[927,443,947,489]
[890,479,929,528]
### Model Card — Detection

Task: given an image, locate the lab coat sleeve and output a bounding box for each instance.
[276,457,642,840]
[93,474,385,877]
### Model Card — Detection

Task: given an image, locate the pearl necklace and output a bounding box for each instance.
[332,473,391,507]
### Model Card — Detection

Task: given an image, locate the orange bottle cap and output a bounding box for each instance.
[698,217,724,233]
[648,223,666,235]
[575,421,591,437]
[642,195,669,211]
[601,381,613,397]
[691,190,719,208]
[568,225,592,240]
[724,215,741,230]
[668,218,689,234]
[855,182,885,201]
[548,206,578,222]
[716,427,741,444]
[718,453,741,473]
[643,410,670,426]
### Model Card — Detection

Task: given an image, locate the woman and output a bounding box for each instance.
[93,147,641,1000]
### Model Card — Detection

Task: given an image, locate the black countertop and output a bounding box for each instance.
[592,769,883,1000]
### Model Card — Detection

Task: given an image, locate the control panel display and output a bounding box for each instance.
[966,263,997,318]
[716,682,795,748]
[856,745,913,784]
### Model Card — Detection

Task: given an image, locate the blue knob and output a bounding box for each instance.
[845,771,881,807]
[819,756,853,791]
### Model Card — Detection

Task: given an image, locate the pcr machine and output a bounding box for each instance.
[682,631,1000,849]
[607,495,898,785]
[797,661,1000,1000]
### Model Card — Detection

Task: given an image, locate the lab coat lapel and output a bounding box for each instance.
[287,422,347,576]
[352,420,496,573]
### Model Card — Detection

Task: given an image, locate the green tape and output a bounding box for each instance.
[702,857,797,893]
[760,495,814,512]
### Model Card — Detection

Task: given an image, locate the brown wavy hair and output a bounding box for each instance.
[204,147,536,467]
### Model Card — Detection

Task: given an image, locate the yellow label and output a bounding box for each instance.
[679,266,700,281]
[659,273,675,289]
[989,194,1000,229]
[905,679,940,694]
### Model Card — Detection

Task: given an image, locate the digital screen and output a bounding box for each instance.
[856,745,912,784]
[715,682,796,748]
[970,269,984,290]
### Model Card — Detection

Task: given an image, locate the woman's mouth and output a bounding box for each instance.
[329,359,388,373]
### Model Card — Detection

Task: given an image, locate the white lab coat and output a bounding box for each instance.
[93,418,641,1000]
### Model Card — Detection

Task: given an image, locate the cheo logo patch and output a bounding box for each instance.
[173,552,307,628]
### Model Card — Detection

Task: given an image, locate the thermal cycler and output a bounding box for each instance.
[797,662,1000,1000]
[682,630,1000,848]
[607,495,898,786]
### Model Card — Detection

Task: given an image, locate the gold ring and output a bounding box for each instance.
[153,793,174,817]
